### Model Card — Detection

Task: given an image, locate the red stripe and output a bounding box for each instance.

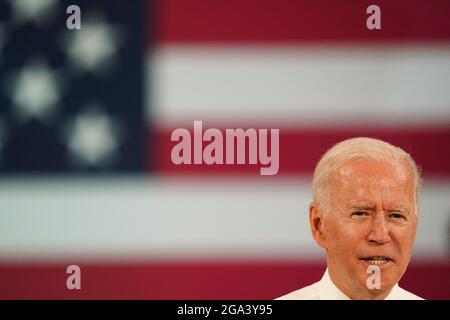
[150,125,450,177]
[0,260,448,299]
[152,0,450,44]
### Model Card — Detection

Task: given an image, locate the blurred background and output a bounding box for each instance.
[0,0,449,299]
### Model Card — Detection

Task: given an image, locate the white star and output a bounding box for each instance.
[63,16,122,74]
[64,106,122,168]
[8,0,58,25]
[10,60,62,123]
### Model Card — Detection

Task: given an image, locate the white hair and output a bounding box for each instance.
[312,137,422,214]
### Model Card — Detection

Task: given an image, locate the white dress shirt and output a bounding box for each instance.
[276,269,424,300]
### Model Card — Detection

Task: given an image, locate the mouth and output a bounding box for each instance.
[359,256,394,266]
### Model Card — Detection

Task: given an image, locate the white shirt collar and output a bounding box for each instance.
[317,268,400,300]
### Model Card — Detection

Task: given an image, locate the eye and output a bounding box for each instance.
[352,211,368,217]
[389,213,406,220]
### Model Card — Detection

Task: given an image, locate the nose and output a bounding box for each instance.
[367,213,391,245]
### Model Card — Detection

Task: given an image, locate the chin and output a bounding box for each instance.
[381,271,402,288]
[355,264,398,291]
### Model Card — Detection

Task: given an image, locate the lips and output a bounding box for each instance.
[359,256,394,266]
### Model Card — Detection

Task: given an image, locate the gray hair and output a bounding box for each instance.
[312,137,422,214]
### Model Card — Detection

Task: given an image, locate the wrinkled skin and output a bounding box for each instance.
[310,158,418,300]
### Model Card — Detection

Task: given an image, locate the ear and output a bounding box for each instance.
[309,202,328,249]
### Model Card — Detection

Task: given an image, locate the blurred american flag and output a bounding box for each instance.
[0,0,449,299]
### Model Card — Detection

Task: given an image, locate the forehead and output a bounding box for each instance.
[329,158,415,204]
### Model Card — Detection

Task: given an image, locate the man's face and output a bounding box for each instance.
[316,158,418,299]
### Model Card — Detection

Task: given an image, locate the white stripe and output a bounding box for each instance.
[149,45,450,125]
[0,177,448,261]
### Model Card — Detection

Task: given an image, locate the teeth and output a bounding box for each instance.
[366,259,388,265]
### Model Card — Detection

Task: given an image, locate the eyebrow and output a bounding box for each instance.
[350,205,410,214]
[350,205,376,211]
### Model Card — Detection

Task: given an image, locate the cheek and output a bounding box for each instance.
[325,218,367,252]
[393,223,417,253]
